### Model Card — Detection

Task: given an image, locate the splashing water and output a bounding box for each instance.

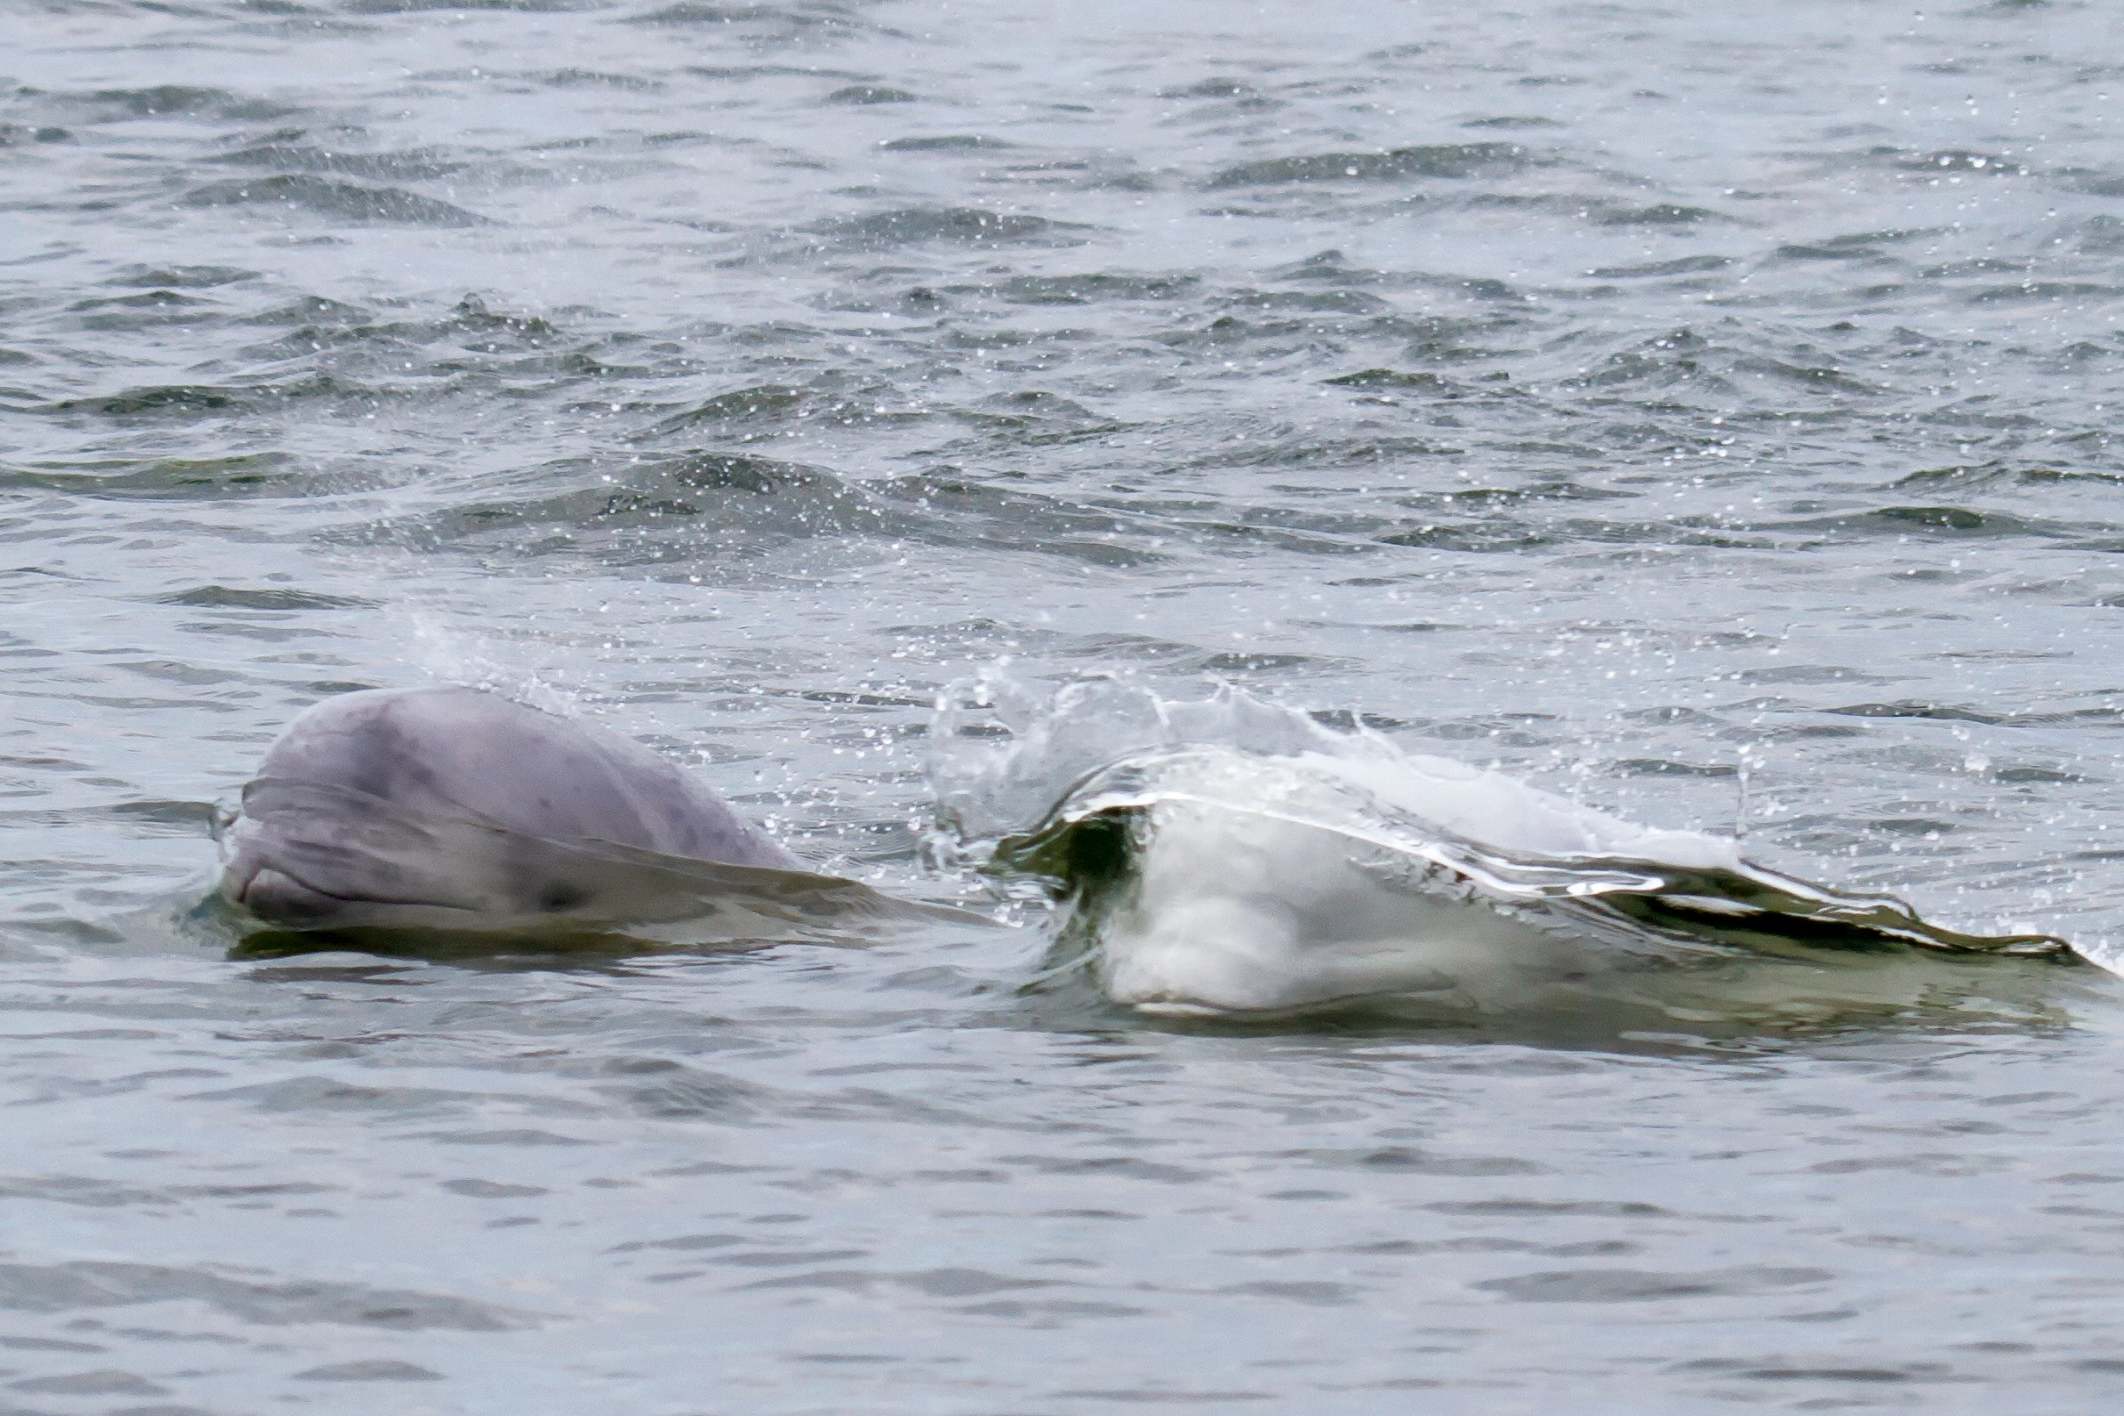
[934,672,2079,1021]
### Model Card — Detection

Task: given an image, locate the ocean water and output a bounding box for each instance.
[6,0,2124,1409]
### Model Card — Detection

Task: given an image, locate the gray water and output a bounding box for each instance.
[7,0,2124,1409]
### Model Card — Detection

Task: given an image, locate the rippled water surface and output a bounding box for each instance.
[8,0,2124,1409]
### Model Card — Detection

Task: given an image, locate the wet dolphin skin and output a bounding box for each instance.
[218,687,799,927]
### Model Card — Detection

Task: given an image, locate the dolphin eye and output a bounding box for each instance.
[538,883,588,912]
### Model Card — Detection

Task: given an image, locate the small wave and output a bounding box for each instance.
[825,84,918,104]
[528,68,668,91]
[2067,214,2124,252]
[211,139,463,183]
[57,85,294,123]
[1765,225,1939,264]
[48,385,243,417]
[1591,202,1731,226]
[1772,505,2062,538]
[988,272,1197,305]
[1325,368,1453,390]
[636,384,811,436]
[1882,146,2030,178]
[1374,522,1549,552]
[69,289,217,322]
[1896,461,2121,491]
[626,0,880,36]
[2,453,319,501]
[867,473,1170,569]
[1160,77,1269,101]
[357,451,895,555]
[1460,115,1566,130]
[0,123,70,145]
[1964,279,2123,305]
[803,206,1098,251]
[0,1257,544,1331]
[154,586,379,612]
[1585,255,1735,279]
[101,264,256,289]
[182,175,489,226]
[347,0,589,11]
[1769,241,1897,264]
[1207,142,1535,189]
[1226,287,1393,315]
[245,295,376,327]
[1558,330,1881,399]
[878,135,1015,153]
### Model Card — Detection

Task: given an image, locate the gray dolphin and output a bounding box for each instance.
[216,687,902,936]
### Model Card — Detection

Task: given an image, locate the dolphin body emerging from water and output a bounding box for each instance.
[217,685,2075,1020]
[216,687,854,935]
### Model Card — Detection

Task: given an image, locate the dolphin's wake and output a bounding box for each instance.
[933,675,2079,1024]
[988,745,2069,1018]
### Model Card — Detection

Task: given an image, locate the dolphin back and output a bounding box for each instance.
[252,688,797,868]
